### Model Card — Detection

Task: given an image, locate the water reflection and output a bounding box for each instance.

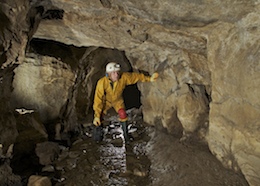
[55,111,151,186]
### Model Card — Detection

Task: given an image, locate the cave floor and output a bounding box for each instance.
[51,109,249,186]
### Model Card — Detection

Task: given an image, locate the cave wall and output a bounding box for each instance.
[206,17,260,185]
[0,0,30,155]
[0,0,260,185]
[11,54,75,123]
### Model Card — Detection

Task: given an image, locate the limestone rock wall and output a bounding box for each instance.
[206,13,260,185]
[11,54,75,123]
[32,1,260,185]
[0,0,31,157]
[0,0,259,185]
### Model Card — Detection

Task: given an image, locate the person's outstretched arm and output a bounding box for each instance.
[123,72,159,85]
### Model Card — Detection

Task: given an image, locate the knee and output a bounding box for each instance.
[118,108,127,121]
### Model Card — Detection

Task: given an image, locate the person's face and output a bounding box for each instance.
[109,71,120,82]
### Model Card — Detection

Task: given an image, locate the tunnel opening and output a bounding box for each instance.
[27,38,143,127]
[9,39,144,184]
[123,84,141,110]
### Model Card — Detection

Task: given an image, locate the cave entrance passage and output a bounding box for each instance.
[123,84,141,110]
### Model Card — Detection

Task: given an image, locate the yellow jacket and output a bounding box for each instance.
[93,72,151,118]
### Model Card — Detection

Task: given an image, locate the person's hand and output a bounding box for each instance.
[93,117,101,126]
[150,72,159,82]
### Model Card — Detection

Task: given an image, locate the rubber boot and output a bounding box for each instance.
[121,121,129,142]
[93,124,103,142]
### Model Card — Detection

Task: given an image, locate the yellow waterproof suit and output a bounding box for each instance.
[93,72,151,120]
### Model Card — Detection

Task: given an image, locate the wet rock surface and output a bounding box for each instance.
[31,108,247,186]
[147,128,249,186]
[2,108,249,186]
[53,109,151,186]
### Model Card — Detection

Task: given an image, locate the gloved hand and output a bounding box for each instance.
[150,72,159,82]
[93,117,101,126]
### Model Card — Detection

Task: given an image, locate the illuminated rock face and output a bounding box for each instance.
[11,54,75,122]
[0,0,260,185]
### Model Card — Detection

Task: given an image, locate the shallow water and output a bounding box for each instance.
[54,119,151,186]
[50,109,248,186]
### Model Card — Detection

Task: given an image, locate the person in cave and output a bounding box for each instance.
[92,62,159,142]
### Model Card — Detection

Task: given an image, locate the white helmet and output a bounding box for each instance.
[106,62,121,73]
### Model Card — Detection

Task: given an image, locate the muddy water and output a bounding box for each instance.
[52,110,248,186]
[54,117,151,185]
